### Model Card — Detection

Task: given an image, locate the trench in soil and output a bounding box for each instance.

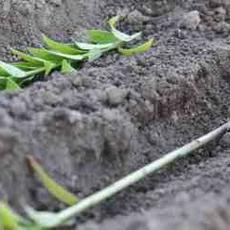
[0,0,230,229]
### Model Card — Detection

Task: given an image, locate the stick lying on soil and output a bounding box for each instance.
[35,121,230,228]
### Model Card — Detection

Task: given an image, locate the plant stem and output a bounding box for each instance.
[54,121,230,225]
[24,67,46,77]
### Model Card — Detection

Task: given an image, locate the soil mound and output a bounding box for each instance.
[0,0,230,229]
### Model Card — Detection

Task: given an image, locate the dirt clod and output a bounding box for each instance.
[180,11,201,30]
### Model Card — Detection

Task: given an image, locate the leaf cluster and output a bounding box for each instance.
[0,16,155,90]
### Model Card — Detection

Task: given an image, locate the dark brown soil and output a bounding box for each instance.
[0,0,230,229]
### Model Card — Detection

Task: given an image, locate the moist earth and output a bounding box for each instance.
[0,0,230,229]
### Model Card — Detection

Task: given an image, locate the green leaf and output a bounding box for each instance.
[42,35,86,54]
[13,62,39,70]
[0,60,26,78]
[28,48,64,63]
[6,78,21,90]
[118,38,155,56]
[75,41,116,50]
[27,156,78,206]
[45,50,87,61]
[11,49,45,66]
[12,49,57,75]
[88,29,118,44]
[108,16,120,27]
[61,60,75,74]
[111,27,141,42]
[108,16,142,42]
[0,69,8,76]
[0,202,21,230]
[0,77,7,90]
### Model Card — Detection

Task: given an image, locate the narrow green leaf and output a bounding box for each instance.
[11,49,44,66]
[42,35,86,54]
[6,78,21,90]
[75,41,115,50]
[118,38,155,56]
[13,62,39,70]
[0,202,21,230]
[61,60,75,74]
[0,70,9,77]
[108,16,142,42]
[88,29,118,44]
[29,48,85,62]
[28,48,63,63]
[27,156,78,206]
[111,27,142,42]
[108,16,120,27]
[45,50,87,61]
[0,61,26,78]
[12,49,57,75]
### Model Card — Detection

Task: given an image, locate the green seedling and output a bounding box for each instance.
[0,202,42,230]
[42,35,86,55]
[0,122,229,229]
[24,121,230,229]
[27,156,78,206]
[0,16,154,90]
[0,202,21,230]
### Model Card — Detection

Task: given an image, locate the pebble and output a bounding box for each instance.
[127,10,149,24]
[180,11,201,30]
[105,86,128,106]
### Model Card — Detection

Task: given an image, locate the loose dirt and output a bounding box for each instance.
[0,0,230,229]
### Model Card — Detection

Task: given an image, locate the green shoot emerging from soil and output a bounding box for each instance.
[0,16,155,91]
[0,122,229,229]
[27,156,78,206]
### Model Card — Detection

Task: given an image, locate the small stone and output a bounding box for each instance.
[105,86,128,106]
[72,76,83,87]
[180,11,201,30]
[127,10,149,24]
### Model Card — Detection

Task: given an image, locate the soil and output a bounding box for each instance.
[0,0,230,229]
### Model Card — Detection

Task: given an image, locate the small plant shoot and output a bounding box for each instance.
[27,156,78,206]
[0,16,155,91]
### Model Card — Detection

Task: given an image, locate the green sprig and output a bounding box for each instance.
[0,16,155,91]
